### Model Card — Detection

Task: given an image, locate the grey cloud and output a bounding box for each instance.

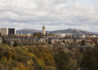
[0,0,98,32]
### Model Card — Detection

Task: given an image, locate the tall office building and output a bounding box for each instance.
[8,28,16,35]
[42,26,46,35]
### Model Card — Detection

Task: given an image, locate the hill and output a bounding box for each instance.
[16,29,92,35]
[16,28,41,34]
[51,29,91,35]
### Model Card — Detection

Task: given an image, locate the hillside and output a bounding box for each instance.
[16,28,41,34]
[51,29,91,35]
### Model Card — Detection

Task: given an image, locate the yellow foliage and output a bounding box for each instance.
[69,58,74,65]
[12,67,20,70]
[17,63,28,70]
[36,58,46,67]
[27,60,33,65]
[27,53,36,58]
[1,56,7,63]
[8,51,14,57]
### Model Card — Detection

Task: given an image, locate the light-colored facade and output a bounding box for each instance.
[0,28,8,35]
[42,26,46,35]
[55,33,66,38]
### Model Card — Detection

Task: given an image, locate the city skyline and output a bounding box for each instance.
[0,0,98,32]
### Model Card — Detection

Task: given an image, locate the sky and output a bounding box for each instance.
[0,0,98,32]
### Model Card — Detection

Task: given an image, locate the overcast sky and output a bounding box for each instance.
[0,0,98,32]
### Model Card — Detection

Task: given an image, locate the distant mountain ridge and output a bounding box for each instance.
[16,29,41,34]
[16,29,93,35]
[51,29,91,35]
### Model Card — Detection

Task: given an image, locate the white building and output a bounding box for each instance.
[0,28,8,35]
[55,33,66,38]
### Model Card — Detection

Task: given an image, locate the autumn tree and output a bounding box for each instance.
[54,51,73,70]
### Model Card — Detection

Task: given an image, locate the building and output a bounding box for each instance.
[55,33,66,38]
[0,28,16,35]
[0,28,8,35]
[8,28,16,35]
[0,37,2,44]
[42,26,46,35]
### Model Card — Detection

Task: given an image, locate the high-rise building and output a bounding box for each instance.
[42,26,46,35]
[0,28,16,35]
[8,28,16,35]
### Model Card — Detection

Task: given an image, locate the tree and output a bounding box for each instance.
[81,40,85,46]
[54,51,73,70]
[13,41,23,47]
[81,48,95,70]
[93,44,98,70]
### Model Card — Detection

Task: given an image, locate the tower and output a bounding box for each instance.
[42,26,46,35]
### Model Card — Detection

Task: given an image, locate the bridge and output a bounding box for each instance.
[66,46,94,48]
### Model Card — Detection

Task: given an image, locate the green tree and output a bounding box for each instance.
[54,51,73,70]
[81,48,95,70]
[13,41,23,47]
[81,40,85,46]
[93,44,98,70]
